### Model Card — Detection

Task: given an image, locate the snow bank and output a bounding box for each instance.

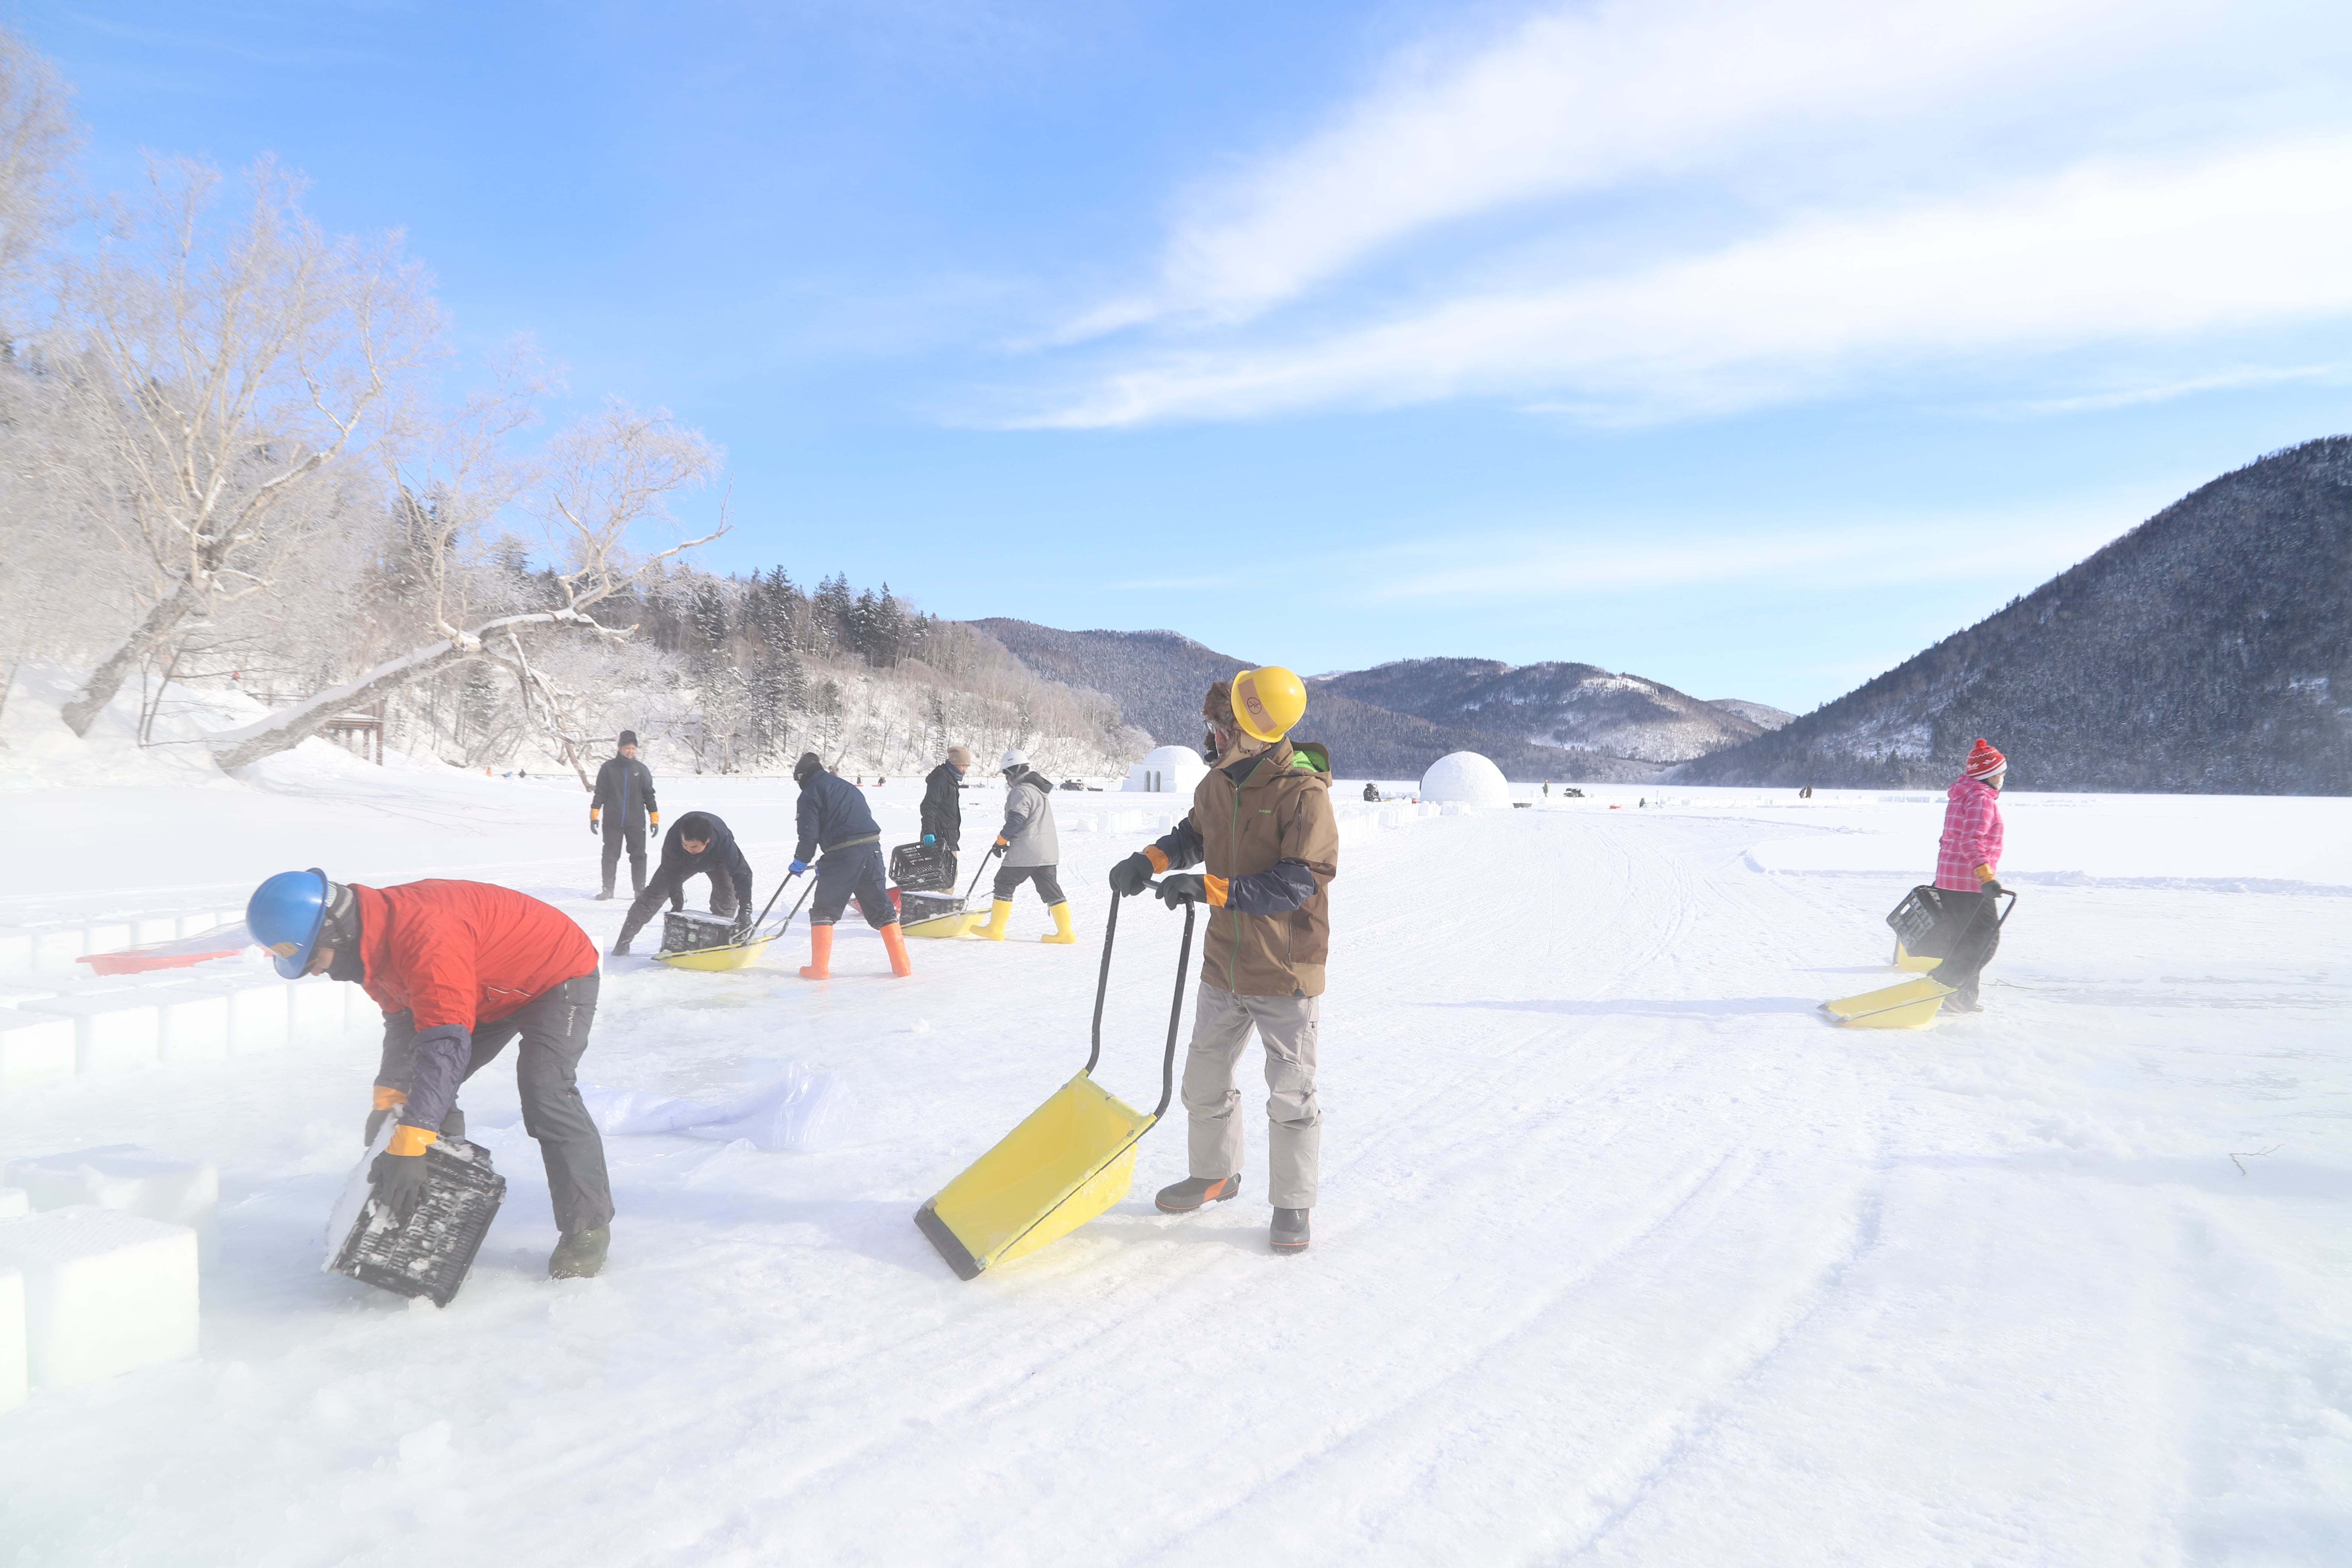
[580,1066,856,1152]
[1419,750,1511,807]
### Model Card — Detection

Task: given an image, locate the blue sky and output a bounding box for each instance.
[21,0,2352,713]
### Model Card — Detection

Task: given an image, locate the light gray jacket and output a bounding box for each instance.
[998,767,1060,868]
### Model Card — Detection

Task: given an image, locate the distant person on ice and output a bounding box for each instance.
[589,730,658,900]
[1106,668,1338,1255]
[791,752,911,980]
[920,745,971,852]
[1934,738,2010,1013]
[245,870,614,1278]
[611,811,755,957]
[975,748,1076,944]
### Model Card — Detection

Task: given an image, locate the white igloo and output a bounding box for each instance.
[1123,745,1210,795]
[1419,751,1512,807]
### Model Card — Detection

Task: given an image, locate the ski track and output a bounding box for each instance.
[2,782,2349,1565]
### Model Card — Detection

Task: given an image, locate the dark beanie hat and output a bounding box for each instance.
[619,729,639,747]
[793,752,824,783]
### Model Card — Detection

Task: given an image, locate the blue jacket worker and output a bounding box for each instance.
[791,752,911,981]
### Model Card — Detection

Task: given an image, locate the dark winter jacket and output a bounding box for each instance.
[590,755,657,825]
[920,761,964,850]
[794,770,882,864]
[655,813,755,909]
[354,880,599,1135]
[1145,738,1339,998]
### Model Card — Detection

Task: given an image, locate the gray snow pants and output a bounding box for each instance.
[1182,981,1321,1209]
[381,974,614,1236]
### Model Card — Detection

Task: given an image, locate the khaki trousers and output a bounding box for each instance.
[1182,981,1321,1209]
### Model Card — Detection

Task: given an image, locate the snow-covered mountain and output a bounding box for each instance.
[969,620,1658,780]
[1708,698,1795,731]
[1676,436,2352,793]
[1311,658,1769,766]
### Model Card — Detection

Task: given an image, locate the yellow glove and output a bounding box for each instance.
[364,1086,408,1145]
[590,807,601,838]
[650,810,660,831]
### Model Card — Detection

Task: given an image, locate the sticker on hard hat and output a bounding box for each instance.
[268,941,300,958]
[1240,681,1269,726]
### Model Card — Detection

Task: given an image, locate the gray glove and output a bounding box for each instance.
[1107,852,1155,898]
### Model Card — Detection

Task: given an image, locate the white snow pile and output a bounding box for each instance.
[1419,749,1511,806]
[579,1066,855,1151]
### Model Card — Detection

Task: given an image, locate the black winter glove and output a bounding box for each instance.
[1156,872,1208,908]
[364,1106,397,1146]
[731,911,753,942]
[369,1150,433,1223]
[1981,879,2006,898]
[1107,852,1155,898]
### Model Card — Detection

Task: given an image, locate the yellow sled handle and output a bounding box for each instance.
[1087,882,1199,1120]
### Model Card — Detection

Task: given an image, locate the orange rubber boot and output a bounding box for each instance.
[799,923,833,980]
[880,922,913,977]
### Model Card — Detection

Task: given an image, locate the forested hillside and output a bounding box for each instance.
[1312,658,1766,764]
[1676,438,2352,792]
[972,620,1657,780]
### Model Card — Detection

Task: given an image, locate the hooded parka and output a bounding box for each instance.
[1144,738,1338,998]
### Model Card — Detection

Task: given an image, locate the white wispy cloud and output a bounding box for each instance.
[1032,138,2352,426]
[1081,0,2334,332]
[1027,0,2352,426]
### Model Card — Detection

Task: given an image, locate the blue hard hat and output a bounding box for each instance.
[247,868,330,978]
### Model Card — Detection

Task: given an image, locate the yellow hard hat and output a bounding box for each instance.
[1230,666,1308,743]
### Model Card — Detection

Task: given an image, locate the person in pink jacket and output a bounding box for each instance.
[1934,737,2009,1012]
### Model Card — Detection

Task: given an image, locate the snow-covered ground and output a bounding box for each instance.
[3,749,2349,1564]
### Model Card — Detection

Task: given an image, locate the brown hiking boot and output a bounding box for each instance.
[1155,1174,1240,1213]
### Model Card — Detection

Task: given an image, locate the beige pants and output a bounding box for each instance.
[1182,982,1321,1209]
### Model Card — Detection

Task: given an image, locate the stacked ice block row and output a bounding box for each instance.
[0,908,372,1084]
[0,1147,214,1413]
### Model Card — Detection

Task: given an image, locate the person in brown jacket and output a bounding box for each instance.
[1106,666,1338,1253]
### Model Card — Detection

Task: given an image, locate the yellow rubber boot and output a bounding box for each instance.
[975,899,1013,942]
[799,923,833,980]
[1040,901,1076,944]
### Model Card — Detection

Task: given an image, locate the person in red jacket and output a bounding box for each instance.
[1934,737,2009,1013]
[247,870,613,1278]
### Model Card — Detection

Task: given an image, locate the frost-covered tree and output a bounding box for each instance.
[205,397,726,770]
[55,156,442,737]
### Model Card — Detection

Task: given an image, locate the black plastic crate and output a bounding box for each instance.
[661,909,737,954]
[899,890,965,927]
[890,841,957,892]
[1885,885,1954,956]
[328,1138,506,1308]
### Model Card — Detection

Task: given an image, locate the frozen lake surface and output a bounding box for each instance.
[2,745,2348,1565]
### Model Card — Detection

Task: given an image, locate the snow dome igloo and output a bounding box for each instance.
[1419,751,1511,807]
[1123,744,1209,795]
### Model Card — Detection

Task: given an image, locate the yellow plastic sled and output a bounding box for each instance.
[1821,975,1956,1029]
[654,874,815,972]
[916,887,1198,1280]
[1891,940,1942,973]
[656,937,773,972]
[901,845,1003,940]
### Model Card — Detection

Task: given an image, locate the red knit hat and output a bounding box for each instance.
[1964,738,2006,779]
